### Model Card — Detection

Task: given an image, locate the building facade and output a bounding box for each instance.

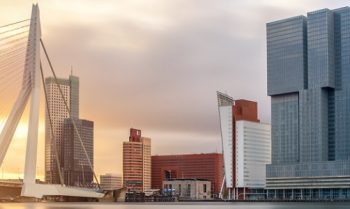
[267,7,350,200]
[123,128,151,192]
[45,75,79,184]
[151,153,223,197]
[100,173,123,191]
[62,118,94,186]
[217,92,271,199]
[235,121,271,200]
[163,179,211,200]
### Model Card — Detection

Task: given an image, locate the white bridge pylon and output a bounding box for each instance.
[0,4,103,199]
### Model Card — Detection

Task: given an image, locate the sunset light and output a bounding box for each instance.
[1,0,350,206]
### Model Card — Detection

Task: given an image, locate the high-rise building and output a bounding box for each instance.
[235,120,271,199]
[151,153,223,197]
[63,118,94,186]
[142,137,151,191]
[217,92,271,199]
[123,128,151,192]
[267,7,350,200]
[45,75,79,184]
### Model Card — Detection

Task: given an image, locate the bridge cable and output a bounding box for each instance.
[0,41,27,127]
[0,24,29,36]
[0,37,27,50]
[0,19,29,29]
[0,31,29,43]
[0,56,31,119]
[0,30,29,134]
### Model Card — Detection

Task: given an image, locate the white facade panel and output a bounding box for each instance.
[236,121,245,188]
[235,121,271,188]
[219,106,233,188]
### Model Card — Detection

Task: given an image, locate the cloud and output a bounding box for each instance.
[1,0,348,177]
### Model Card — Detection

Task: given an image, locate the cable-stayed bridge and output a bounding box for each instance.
[0,4,104,199]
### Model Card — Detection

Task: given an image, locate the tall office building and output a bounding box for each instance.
[63,118,94,186]
[45,75,79,184]
[267,7,350,200]
[217,92,271,199]
[123,128,151,192]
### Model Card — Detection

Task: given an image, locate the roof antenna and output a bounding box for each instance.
[71,65,73,76]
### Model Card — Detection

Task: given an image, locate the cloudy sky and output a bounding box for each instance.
[0,0,349,179]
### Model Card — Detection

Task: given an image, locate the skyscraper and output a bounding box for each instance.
[217,92,271,200]
[123,128,151,192]
[267,7,350,200]
[63,118,94,186]
[45,75,79,184]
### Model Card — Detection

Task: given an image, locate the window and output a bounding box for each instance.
[203,184,207,193]
[187,184,191,197]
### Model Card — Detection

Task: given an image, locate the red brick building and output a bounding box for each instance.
[151,153,223,196]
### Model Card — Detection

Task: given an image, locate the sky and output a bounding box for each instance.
[0,0,349,179]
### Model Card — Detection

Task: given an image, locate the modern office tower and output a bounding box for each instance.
[151,153,223,197]
[63,118,94,186]
[267,7,350,200]
[123,128,151,192]
[45,75,79,184]
[217,92,271,200]
[100,173,123,191]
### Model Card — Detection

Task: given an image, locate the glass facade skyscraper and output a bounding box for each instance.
[45,75,79,184]
[267,7,350,200]
[63,118,94,186]
[45,75,95,188]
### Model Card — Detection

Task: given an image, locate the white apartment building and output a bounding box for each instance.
[235,120,271,199]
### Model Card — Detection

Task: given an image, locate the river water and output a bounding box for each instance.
[0,202,349,209]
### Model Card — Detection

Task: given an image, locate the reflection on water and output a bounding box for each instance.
[0,202,349,209]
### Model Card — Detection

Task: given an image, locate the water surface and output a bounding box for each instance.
[0,202,350,209]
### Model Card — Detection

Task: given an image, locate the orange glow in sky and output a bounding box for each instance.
[1,0,349,181]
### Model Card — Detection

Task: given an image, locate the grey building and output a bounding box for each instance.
[63,118,94,186]
[267,7,350,200]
